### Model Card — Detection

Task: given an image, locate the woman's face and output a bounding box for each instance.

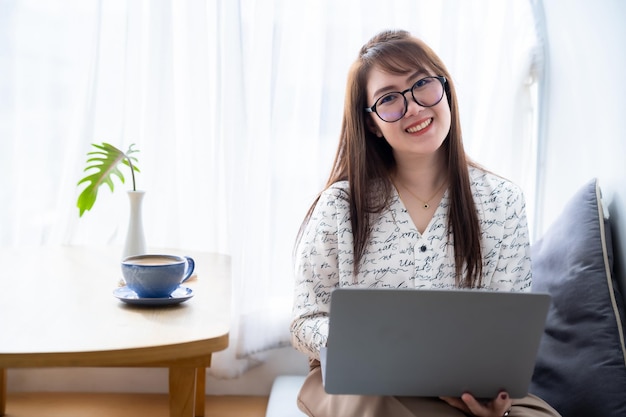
[365,65,451,161]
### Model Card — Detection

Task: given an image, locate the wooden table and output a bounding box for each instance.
[0,246,230,417]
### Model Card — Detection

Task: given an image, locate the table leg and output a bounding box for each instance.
[169,366,196,417]
[0,368,5,416]
[194,367,205,417]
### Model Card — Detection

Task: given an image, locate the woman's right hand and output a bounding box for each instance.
[440,391,512,417]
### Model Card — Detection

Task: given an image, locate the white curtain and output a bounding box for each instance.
[0,0,541,377]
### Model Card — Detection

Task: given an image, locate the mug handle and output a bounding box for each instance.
[181,256,195,282]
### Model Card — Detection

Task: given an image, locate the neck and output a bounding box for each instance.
[393,151,447,191]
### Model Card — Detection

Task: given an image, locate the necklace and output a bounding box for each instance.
[397,177,448,209]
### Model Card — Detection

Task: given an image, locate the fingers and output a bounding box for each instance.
[439,396,468,413]
[440,391,513,417]
[461,391,513,417]
[493,391,513,416]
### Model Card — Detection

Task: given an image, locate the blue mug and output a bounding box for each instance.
[121,254,195,298]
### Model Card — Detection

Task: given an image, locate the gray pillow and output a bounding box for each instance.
[530,178,626,417]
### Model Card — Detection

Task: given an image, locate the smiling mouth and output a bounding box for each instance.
[406,118,432,133]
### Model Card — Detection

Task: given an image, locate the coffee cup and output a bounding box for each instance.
[121,254,195,298]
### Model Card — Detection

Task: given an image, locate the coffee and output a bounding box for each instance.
[124,257,181,266]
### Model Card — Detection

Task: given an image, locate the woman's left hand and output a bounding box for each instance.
[440,391,512,417]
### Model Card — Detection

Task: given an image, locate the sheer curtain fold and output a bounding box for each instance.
[0,0,541,378]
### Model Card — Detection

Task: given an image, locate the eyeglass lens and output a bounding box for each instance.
[375,77,444,122]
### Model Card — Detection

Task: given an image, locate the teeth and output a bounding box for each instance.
[406,118,432,133]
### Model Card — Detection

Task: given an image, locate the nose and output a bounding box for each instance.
[403,92,425,118]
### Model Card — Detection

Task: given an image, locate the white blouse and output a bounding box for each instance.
[290,166,532,360]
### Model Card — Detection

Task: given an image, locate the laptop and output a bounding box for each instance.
[321,288,550,399]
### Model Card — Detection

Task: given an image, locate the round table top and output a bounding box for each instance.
[0,245,230,367]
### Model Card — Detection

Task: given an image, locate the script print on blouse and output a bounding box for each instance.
[291,166,532,359]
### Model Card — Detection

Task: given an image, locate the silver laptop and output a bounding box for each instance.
[321,288,550,399]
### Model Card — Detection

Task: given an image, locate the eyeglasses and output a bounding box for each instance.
[365,76,447,123]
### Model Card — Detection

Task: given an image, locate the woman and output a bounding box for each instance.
[290,29,560,417]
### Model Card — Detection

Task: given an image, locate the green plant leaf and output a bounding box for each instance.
[76,142,140,217]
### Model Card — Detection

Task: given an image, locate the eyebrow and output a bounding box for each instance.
[371,71,427,100]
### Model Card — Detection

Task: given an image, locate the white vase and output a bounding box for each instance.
[122,190,147,259]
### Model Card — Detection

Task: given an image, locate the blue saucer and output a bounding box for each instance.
[113,285,194,306]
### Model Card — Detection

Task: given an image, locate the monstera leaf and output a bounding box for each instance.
[76,142,140,217]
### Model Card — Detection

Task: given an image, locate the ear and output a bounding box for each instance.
[366,116,383,138]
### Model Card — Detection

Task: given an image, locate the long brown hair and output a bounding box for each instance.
[298,29,483,288]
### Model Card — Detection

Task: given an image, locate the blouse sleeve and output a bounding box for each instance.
[489,184,532,292]
[290,186,349,360]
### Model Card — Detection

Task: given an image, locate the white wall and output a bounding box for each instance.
[538,0,626,292]
[8,0,626,397]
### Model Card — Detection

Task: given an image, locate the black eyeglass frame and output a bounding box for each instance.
[364,76,447,123]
